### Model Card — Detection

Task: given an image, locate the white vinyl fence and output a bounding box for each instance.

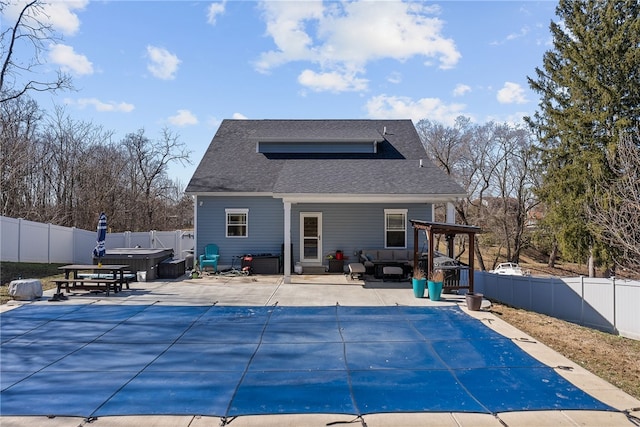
[1,216,194,265]
[475,271,640,340]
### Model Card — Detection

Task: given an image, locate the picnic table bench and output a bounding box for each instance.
[76,272,135,289]
[53,278,120,296]
[54,264,129,298]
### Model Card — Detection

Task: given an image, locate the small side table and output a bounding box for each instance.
[328,259,344,273]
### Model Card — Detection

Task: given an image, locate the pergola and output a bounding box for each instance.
[410,220,482,293]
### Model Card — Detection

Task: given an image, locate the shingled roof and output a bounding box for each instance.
[185,119,466,201]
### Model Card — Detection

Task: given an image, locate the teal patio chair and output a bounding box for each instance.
[199,244,220,272]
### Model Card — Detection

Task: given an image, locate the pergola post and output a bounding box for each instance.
[413,227,419,275]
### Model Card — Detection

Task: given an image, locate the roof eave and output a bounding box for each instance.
[186,191,466,204]
[278,193,465,204]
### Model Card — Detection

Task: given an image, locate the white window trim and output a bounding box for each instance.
[225,208,249,238]
[384,209,407,249]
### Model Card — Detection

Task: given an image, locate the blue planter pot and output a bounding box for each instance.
[412,278,426,298]
[427,281,443,301]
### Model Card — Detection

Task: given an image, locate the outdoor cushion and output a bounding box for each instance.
[361,249,413,266]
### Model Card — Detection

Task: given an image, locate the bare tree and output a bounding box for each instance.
[588,131,640,273]
[417,118,538,269]
[38,106,113,227]
[122,128,191,231]
[487,124,538,264]
[0,95,42,217]
[1,93,194,231]
[416,116,490,269]
[1,0,73,103]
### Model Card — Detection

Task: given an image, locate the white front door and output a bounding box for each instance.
[300,212,322,263]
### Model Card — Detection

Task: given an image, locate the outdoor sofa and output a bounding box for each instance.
[359,249,417,278]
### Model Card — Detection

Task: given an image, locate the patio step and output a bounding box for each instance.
[302,266,327,274]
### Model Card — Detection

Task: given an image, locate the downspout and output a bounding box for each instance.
[446,202,455,223]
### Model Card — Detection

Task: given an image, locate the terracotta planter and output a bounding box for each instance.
[412,278,426,298]
[427,280,443,301]
[466,292,483,311]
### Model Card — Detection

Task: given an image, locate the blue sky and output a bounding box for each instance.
[4,1,558,185]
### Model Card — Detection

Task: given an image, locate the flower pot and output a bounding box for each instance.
[427,280,443,301]
[412,278,426,298]
[466,292,483,311]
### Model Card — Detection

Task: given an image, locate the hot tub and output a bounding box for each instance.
[95,248,174,280]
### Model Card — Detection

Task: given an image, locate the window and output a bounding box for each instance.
[385,209,407,248]
[226,209,248,238]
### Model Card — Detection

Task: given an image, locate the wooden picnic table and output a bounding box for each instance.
[55,264,129,297]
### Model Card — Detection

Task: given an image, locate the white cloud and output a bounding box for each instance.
[507,26,530,41]
[365,94,466,125]
[146,46,181,80]
[44,1,88,36]
[491,26,530,45]
[255,1,460,93]
[232,113,248,120]
[168,109,198,126]
[387,72,402,84]
[497,82,528,104]
[4,1,88,36]
[502,112,529,126]
[69,98,134,113]
[48,44,93,75]
[453,83,471,97]
[297,69,368,92]
[255,1,323,71]
[207,1,226,25]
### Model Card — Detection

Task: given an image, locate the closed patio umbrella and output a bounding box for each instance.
[93,212,107,266]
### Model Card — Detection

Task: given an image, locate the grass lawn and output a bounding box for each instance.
[1,262,64,303]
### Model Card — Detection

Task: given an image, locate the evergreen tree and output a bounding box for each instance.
[526,0,640,275]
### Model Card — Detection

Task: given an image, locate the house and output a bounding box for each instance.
[185,119,466,283]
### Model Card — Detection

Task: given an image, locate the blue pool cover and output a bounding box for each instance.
[1,304,615,418]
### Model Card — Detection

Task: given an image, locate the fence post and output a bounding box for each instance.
[612,276,617,333]
[47,223,52,264]
[17,218,22,262]
[529,274,532,310]
[550,276,554,316]
[580,275,584,326]
[72,227,76,263]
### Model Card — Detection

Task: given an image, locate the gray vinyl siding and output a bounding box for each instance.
[197,197,432,268]
[291,203,431,264]
[197,196,284,266]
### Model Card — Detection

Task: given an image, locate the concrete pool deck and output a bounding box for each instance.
[1,273,639,427]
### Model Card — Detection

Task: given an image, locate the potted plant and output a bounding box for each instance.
[411,269,427,298]
[427,269,444,301]
[465,292,483,311]
[191,260,200,279]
